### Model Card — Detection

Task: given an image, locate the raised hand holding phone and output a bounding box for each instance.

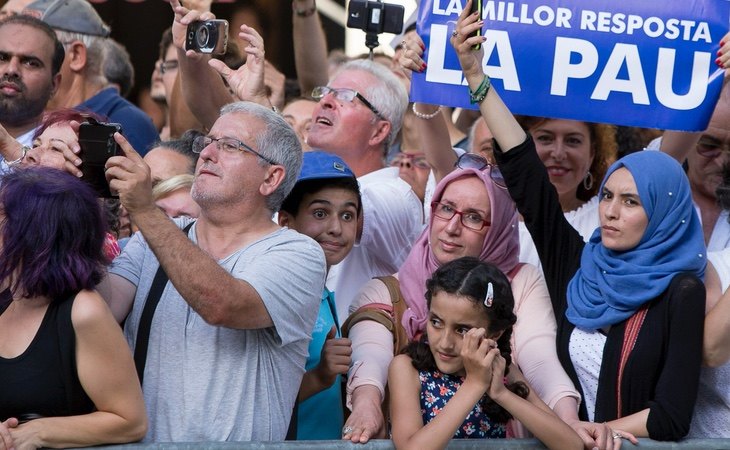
[469,0,483,50]
[78,121,122,198]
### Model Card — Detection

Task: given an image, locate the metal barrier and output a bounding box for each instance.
[91,438,730,449]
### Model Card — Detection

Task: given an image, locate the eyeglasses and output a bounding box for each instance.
[390,153,430,170]
[192,136,278,165]
[311,86,383,119]
[431,202,491,231]
[454,153,506,189]
[696,136,730,159]
[160,60,179,74]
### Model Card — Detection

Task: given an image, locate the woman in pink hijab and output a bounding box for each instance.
[342,158,582,444]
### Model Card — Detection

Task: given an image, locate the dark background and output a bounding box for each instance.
[0,0,347,106]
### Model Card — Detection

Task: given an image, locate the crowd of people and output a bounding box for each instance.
[0,0,729,449]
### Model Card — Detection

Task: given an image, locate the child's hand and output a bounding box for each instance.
[314,326,352,388]
[487,351,508,401]
[461,328,500,391]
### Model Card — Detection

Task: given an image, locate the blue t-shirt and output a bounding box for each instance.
[296,289,344,440]
[77,87,158,155]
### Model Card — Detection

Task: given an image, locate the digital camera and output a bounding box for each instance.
[347,0,405,35]
[185,19,229,55]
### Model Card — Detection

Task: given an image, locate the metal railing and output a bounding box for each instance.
[91,438,730,449]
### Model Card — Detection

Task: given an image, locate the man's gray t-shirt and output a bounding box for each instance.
[110,219,326,442]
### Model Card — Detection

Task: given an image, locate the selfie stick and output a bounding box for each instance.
[365,31,379,61]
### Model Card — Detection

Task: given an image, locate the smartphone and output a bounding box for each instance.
[347,0,404,35]
[185,19,229,55]
[470,0,483,50]
[78,122,122,198]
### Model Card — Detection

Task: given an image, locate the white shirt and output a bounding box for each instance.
[327,167,423,322]
[519,196,600,268]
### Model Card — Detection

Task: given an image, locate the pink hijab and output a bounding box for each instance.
[399,167,520,339]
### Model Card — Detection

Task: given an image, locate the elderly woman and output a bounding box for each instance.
[0,167,146,450]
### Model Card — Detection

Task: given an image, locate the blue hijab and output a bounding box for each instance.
[566,151,706,329]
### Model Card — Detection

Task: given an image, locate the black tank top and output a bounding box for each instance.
[0,292,94,421]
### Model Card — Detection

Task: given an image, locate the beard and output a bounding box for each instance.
[0,74,53,127]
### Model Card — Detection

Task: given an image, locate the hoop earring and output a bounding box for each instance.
[582,172,594,191]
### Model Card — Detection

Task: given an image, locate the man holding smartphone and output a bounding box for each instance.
[102,101,326,443]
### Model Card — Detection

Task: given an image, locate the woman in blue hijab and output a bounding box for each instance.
[445,3,707,446]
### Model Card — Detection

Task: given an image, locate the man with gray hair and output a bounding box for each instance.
[25,0,158,153]
[102,101,326,442]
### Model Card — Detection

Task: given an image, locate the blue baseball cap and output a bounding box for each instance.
[298,151,356,182]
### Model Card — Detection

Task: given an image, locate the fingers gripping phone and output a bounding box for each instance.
[78,121,122,198]
[185,19,229,55]
[470,0,483,50]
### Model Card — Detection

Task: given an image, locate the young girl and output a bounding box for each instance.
[388,257,582,450]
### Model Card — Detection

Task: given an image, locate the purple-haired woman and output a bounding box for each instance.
[0,167,146,450]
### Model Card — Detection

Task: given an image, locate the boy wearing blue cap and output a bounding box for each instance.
[278,151,361,440]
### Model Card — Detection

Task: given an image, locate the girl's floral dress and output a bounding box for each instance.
[419,369,507,439]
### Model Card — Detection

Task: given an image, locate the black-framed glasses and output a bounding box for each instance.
[160,60,179,74]
[390,152,430,169]
[431,201,491,231]
[696,136,730,159]
[192,136,278,165]
[455,153,506,189]
[311,86,383,119]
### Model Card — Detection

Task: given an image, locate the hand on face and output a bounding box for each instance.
[460,328,499,391]
[22,121,82,177]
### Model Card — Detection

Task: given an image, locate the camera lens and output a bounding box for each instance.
[196,26,209,48]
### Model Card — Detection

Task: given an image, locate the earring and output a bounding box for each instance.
[582,172,594,191]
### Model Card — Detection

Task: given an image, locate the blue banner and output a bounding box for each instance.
[411,0,730,131]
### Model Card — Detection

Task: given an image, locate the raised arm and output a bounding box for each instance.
[170,1,233,130]
[451,1,526,152]
[105,133,274,329]
[396,33,457,182]
[292,0,329,96]
[660,31,730,163]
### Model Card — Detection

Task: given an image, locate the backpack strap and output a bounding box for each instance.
[341,276,409,354]
[133,222,194,386]
[615,305,649,417]
[376,275,409,353]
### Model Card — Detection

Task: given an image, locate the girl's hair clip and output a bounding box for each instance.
[484,282,493,308]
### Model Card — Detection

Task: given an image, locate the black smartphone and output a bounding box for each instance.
[185,19,229,55]
[470,0,483,50]
[347,0,404,35]
[78,122,122,198]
